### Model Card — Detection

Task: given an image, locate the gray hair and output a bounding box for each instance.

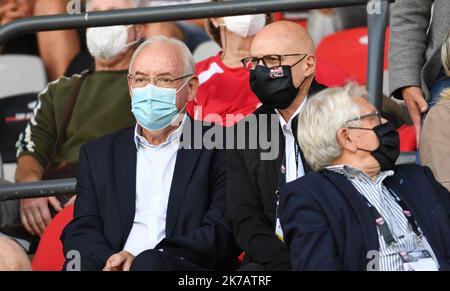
[297,83,364,171]
[86,0,142,11]
[129,35,195,76]
[442,29,450,76]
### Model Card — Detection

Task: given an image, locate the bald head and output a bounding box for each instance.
[250,21,315,57]
[248,21,317,109]
[0,237,32,271]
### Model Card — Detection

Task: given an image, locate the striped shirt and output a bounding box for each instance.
[327,165,439,271]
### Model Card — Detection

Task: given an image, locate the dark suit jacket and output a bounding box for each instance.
[225,80,326,270]
[61,120,240,271]
[280,165,450,271]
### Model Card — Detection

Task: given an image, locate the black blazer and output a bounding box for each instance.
[61,120,240,271]
[280,165,450,271]
[225,80,326,270]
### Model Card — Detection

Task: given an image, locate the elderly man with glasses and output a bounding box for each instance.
[61,35,239,271]
[279,84,450,271]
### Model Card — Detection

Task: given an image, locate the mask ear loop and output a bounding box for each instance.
[176,76,194,114]
[290,55,309,90]
[123,25,141,49]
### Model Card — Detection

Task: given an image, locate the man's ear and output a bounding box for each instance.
[337,128,358,153]
[304,54,316,78]
[187,76,199,102]
[128,77,133,98]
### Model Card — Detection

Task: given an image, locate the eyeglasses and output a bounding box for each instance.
[241,54,307,71]
[346,111,382,128]
[128,73,193,89]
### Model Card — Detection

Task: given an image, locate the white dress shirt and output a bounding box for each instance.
[123,120,184,256]
[276,97,307,183]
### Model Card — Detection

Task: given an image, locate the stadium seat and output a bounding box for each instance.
[317,27,390,85]
[31,205,74,271]
[316,58,356,87]
[398,124,417,152]
[0,55,47,99]
[0,55,47,164]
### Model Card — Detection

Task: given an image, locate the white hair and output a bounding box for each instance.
[297,83,364,171]
[129,35,195,76]
[86,0,142,11]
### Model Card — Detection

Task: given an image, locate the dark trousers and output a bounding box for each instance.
[130,249,210,271]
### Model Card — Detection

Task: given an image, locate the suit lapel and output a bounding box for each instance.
[166,147,202,237]
[113,128,137,247]
[322,170,379,253]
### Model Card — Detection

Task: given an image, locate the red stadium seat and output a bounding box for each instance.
[398,125,417,152]
[316,58,356,87]
[32,205,74,271]
[317,27,390,85]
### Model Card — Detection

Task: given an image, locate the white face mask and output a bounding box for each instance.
[223,14,266,38]
[86,25,139,60]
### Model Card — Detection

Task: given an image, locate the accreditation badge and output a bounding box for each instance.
[400,250,438,271]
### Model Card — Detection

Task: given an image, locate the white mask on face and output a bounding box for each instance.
[86,25,139,60]
[223,14,266,38]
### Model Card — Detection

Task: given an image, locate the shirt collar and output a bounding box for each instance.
[326,164,394,185]
[275,96,308,130]
[134,115,186,150]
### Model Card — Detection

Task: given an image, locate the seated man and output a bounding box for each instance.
[12,0,146,237]
[61,36,239,271]
[226,21,326,271]
[280,84,450,271]
[0,237,32,271]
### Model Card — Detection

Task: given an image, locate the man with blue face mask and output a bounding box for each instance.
[61,35,240,271]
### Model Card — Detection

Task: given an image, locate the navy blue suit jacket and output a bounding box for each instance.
[61,122,239,271]
[279,164,450,271]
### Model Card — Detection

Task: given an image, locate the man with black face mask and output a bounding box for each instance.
[279,84,450,271]
[225,21,326,271]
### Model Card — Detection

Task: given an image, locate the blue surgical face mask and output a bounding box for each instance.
[131,79,190,131]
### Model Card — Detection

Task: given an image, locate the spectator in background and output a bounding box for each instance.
[8,0,145,237]
[280,84,450,271]
[0,0,81,81]
[69,0,211,75]
[187,0,269,126]
[307,6,367,45]
[420,29,450,191]
[389,0,450,142]
[0,237,32,271]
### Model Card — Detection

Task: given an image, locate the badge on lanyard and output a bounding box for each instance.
[400,250,438,271]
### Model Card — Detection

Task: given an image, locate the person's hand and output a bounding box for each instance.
[103,251,135,272]
[20,196,63,236]
[64,195,76,208]
[401,86,428,146]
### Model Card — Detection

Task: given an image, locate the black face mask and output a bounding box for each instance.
[250,61,308,110]
[357,122,400,171]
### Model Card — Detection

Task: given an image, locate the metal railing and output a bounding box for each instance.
[0,179,76,202]
[0,0,393,201]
